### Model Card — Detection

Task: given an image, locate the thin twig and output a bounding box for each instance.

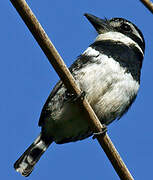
[10,0,134,179]
[141,0,153,13]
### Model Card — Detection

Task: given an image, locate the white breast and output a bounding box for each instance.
[75,47,139,124]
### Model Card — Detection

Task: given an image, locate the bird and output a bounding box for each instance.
[14,13,145,177]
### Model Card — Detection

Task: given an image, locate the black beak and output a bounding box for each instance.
[84,13,108,34]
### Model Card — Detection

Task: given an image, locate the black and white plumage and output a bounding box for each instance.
[14,13,145,176]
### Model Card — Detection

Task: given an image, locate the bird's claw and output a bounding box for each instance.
[65,90,86,102]
[92,125,107,139]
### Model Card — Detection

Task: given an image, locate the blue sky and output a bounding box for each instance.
[2,0,153,179]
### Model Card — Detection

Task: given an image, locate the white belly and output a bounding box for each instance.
[44,50,140,143]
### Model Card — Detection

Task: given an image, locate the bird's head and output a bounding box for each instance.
[84,13,145,54]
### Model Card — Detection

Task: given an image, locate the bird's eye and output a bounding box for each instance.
[120,23,131,32]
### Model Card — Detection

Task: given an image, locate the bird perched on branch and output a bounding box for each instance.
[14,13,145,177]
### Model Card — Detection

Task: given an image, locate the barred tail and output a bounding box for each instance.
[14,133,52,177]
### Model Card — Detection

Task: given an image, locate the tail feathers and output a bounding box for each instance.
[14,133,52,177]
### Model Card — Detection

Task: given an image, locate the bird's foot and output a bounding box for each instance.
[73,91,86,102]
[65,90,86,102]
[92,124,107,139]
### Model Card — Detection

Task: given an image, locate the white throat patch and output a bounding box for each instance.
[95,32,144,56]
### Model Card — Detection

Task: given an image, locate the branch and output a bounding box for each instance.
[141,0,153,13]
[10,0,134,179]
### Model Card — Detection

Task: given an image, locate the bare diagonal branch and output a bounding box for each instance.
[10,0,134,179]
[141,0,153,13]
